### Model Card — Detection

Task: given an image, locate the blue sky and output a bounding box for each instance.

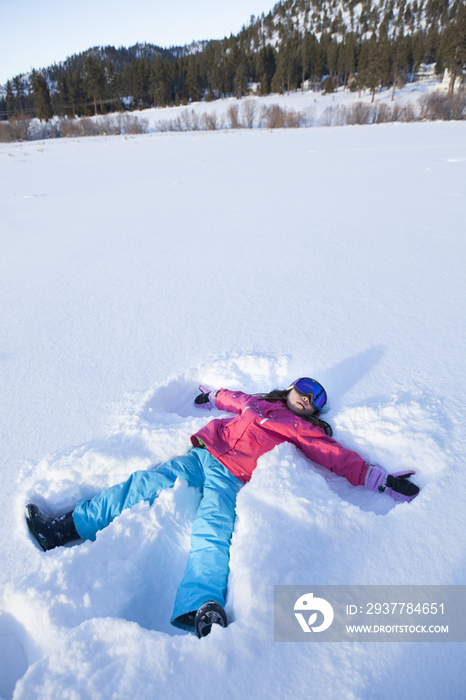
[0,0,274,85]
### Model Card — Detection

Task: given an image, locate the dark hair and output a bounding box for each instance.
[257,389,333,437]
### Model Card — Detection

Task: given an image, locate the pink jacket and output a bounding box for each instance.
[191,389,370,486]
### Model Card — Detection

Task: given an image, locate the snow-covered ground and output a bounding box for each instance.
[1,116,465,699]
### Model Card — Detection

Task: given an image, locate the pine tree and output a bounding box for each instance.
[301,32,311,91]
[13,77,26,113]
[84,55,106,114]
[6,80,15,117]
[339,33,357,88]
[260,73,271,94]
[275,37,300,94]
[69,70,86,116]
[312,37,324,90]
[255,46,276,92]
[323,75,334,93]
[186,60,200,102]
[30,70,53,120]
[326,39,339,82]
[133,59,151,109]
[360,34,382,101]
[425,26,440,65]
[444,2,466,93]
[233,49,248,98]
[151,57,170,107]
[413,30,426,74]
[105,60,120,109]
[378,35,392,90]
[56,74,71,116]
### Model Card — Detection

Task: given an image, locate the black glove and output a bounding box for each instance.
[385,474,420,499]
[194,385,216,409]
[366,467,420,502]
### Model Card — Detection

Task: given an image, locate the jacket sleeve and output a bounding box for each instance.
[293,423,370,487]
[214,389,253,415]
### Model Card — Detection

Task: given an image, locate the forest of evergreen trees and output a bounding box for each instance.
[1,0,465,121]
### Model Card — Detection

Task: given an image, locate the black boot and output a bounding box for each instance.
[25,504,80,551]
[194,600,228,638]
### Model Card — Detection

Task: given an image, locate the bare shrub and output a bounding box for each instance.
[365,103,377,124]
[159,117,185,132]
[8,115,31,141]
[120,113,148,134]
[60,117,97,137]
[227,104,241,129]
[0,122,12,142]
[98,115,121,135]
[436,94,450,120]
[261,104,286,128]
[257,105,267,127]
[420,93,451,120]
[392,104,402,122]
[201,111,220,130]
[156,119,172,132]
[156,110,225,132]
[29,119,61,140]
[448,90,466,120]
[284,107,305,128]
[332,105,348,126]
[59,118,84,137]
[60,113,148,137]
[267,104,285,128]
[418,91,466,121]
[430,93,451,120]
[418,94,430,121]
[81,118,100,136]
[374,103,394,123]
[241,100,256,128]
[259,104,307,129]
[48,122,61,138]
[301,106,315,127]
[169,116,183,132]
[346,102,373,125]
[320,106,335,126]
[399,103,417,122]
[181,109,200,131]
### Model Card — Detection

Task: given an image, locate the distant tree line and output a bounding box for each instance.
[1,0,465,121]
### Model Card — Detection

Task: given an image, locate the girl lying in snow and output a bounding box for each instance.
[26,378,419,638]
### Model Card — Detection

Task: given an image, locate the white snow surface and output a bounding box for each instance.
[1,107,466,699]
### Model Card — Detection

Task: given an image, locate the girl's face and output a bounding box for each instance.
[286,388,316,416]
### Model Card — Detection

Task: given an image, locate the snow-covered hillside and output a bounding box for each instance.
[139,77,453,131]
[0,118,465,699]
[21,76,460,143]
[258,0,456,43]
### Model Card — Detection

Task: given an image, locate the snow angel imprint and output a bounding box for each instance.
[25,378,419,638]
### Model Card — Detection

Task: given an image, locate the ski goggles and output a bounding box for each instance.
[289,377,328,410]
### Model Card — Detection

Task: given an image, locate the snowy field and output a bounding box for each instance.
[1,116,466,699]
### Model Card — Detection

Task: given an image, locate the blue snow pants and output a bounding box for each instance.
[72,448,243,631]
